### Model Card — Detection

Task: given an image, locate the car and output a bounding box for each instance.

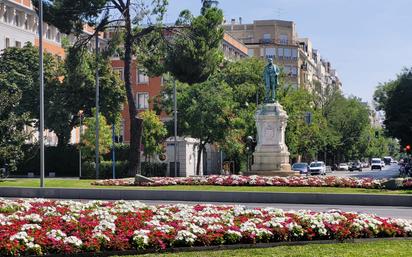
[349,161,362,171]
[371,158,382,170]
[309,161,326,175]
[383,157,392,165]
[292,162,309,174]
[381,161,385,168]
[338,163,349,171]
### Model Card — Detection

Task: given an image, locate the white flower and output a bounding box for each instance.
[133,229,151,245]
[175,230,197,244]
[21,224,42,231]
[63,236,83,247]
[47,229,67,241]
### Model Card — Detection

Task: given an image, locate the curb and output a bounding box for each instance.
[0,187,412,206]
[25,237,412,257]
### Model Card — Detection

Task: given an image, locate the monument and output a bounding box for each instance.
[246,58,299,176]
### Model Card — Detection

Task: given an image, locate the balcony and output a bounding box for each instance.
[258,38,298,46]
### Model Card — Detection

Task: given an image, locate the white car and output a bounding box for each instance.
[338,163,349,171]
[309,161,326,175]
[371,158,382,170]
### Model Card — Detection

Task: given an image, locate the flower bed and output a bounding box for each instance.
[403,178,412,189]
[92,175,390,189]
[1,199,412,256]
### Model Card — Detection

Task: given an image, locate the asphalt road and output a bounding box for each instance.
[329,164,400,179]
[140,200,412,220]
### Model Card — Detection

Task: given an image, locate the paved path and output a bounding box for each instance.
[329,164,400,179]
[140,200,412,220]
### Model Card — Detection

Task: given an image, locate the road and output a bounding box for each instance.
[140,200,412,220]
[329,164,400,179]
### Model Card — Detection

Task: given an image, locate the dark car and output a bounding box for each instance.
[292,163,309,174]
[349,161,362,172]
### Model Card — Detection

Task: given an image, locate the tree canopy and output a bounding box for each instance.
[374,68,412,146]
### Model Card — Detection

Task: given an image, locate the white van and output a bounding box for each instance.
[371,158,382,170]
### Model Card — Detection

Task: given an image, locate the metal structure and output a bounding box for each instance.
[79,111,83,178]
[173,79,177,177]
[95,34,100,179]
[38,0,45,188]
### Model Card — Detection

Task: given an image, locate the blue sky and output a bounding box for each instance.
[165,0,412,102]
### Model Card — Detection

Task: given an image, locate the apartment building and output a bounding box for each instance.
[223,19,342,92]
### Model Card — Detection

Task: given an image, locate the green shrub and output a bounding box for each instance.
[81,161,167,179]
[16,145,79,177]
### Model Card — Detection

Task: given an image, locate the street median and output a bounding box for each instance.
[1,187,412,206]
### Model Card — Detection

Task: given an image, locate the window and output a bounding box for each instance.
[247,48,254,57]
[284,65,291,75]
[137,68,149,84]
[265,47,276,59]
[291,66,298,77]
[280,34,288,45]
[284,48,291,58]
[3,10,8,23]
[113,68,124,80]
[46,29,52,40]
[277,47,283,59]
[24,19,29,30]
[136,92,149,109]
[262,33,271,44]
[5,37,10,48]
[292,48,298,59]
[15,41,21,48]
[56,32,61,43]
[14,13,21,27]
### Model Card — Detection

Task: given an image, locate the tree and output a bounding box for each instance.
[0,43,124,147]
[82,110,112,161]
[278,87,328,162]
[162,6,224,84]
[53,47,125,146]
[0,73,30,172]
[159,77,234,174]
[373,68,412,145]
[140,110,167,162]
[0,43,62,122]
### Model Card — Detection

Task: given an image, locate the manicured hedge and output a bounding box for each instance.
[16,145,79,177]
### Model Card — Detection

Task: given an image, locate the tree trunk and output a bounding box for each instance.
[123,8,143,177]
[196,143,205,175]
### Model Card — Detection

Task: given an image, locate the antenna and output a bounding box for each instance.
[276,8,284,19]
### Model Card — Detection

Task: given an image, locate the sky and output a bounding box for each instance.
[164,0,412,102]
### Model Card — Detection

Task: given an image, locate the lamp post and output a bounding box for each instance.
[38,0,45,188]
[78,110,83,178]
[173,78,178,177]
[95,33,100,179]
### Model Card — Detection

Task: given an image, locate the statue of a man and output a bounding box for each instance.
[263,58,280,103]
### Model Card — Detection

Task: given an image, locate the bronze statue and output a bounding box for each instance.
[263,58,280,103]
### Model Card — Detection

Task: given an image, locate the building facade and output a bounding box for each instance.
[223,19,341,92]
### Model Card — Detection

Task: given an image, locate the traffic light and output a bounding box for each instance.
[406,145,411,152]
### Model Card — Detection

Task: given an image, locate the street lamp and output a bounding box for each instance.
[78,110,84,178]
[38,0,45,188]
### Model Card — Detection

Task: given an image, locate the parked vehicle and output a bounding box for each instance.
[292,163,309,174]
[371,158,382,170]
[338,163,349,171]
[383,157,392,165]
[361,162,369,168]
[309,161,326,175]
[349,161,362,172]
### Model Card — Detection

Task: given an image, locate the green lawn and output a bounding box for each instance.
[0,179,411,194]
[122,240,412,257]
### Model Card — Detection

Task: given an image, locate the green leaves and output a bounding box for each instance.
[374,68,412,146]
[140,110,167,161]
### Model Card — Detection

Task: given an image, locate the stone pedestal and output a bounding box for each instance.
[246,102,299,177]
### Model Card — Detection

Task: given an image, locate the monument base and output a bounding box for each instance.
[248,102,299,177]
